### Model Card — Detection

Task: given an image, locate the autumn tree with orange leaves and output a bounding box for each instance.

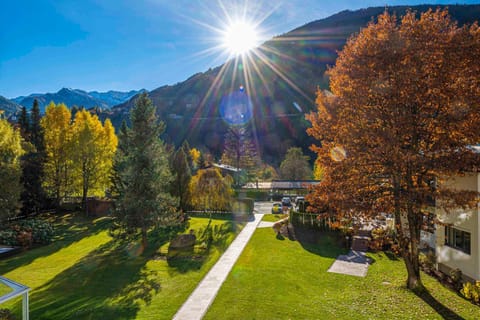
[307,9,480,290]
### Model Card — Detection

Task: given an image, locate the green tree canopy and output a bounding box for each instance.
[279,147,312,180]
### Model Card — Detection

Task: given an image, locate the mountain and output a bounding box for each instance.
[14,88,145,114]
[0,96,22,119]
[89,90,146,107]
[0,95,22,120]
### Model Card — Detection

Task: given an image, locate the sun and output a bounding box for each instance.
[222,20,259,56]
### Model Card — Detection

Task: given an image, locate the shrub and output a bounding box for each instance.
[0,230,18,246]
[0,308,16,320]
[419,251,436,271]
[449,268,463,290]
[0,219,54,247]
[18,219,54,244]
[461,281,480,304]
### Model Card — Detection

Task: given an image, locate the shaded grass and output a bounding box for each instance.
[205,228,479,320]
[0,214,244,319]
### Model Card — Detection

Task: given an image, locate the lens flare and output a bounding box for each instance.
[330,146,347,162]
[219,88,253,125]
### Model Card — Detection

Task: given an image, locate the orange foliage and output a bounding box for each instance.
[306,9,480,289]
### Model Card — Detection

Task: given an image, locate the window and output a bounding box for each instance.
[445,226,471,254]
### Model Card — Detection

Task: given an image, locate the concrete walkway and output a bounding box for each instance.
[257,221,275,228]
[327,250,372,277]
[173,213,264,320]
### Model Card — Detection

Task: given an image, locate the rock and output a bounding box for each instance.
[169,234,196,249]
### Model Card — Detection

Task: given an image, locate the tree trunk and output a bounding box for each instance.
[142,226,148,249]
[404,255,422,290]
[82,164,88,215]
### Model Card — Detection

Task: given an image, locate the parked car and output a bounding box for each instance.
[281,197,292,207]
[271,202,282,214]
[294,196,305,205]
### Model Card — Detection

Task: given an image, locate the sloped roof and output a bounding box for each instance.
[271,180,320,189]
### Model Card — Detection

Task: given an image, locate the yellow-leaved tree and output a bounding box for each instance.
[0,119,24,219]
[71,109,118,213]
[189,168,233,213]
[41,102,73,206]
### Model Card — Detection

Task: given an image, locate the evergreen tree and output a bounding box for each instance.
[18,106,29,138]
[171,145,192,212]
[19,99,46,214]
[30,99,44,152]
[112,93,179,248]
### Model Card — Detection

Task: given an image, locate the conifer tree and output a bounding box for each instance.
[112,93,179,248]
[171,144,192,212]
[19,99,46,213]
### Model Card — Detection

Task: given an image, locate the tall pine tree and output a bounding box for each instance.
[112,93,179,248]
[19,99,46,213]
[171,143,192,212]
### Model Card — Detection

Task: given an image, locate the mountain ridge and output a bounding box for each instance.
[106,4,480,165]
[9,88,145,114]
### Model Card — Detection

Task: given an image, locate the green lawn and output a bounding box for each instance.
[262,213,288,222]
[0,213,244,319]
[205,227,479,320]
[0,281,12,297]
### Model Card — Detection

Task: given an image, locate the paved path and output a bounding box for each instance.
[173,205,268,320]
[327,250,372,277]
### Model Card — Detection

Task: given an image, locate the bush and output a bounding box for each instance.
[461,281,480,304]
[0,308,16,320]
[449,268,463,290]
[419,251,436,272]
[0,219,54,247]
[0,230,17,246]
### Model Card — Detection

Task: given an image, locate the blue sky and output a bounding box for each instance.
[1,0,479,98]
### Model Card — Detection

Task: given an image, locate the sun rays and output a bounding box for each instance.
[175,1,340,154]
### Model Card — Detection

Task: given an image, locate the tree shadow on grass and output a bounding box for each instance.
[167,220,237,274]
[384,250,399,261]
[280,224,345,259]
[0,214,112,275]
[24,236,166,320]
[414,288,465,320]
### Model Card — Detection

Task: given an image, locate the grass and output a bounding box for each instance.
[0,281,12,297]
[205,227,479,320]
[0,213,244,319]
[262,213,288,222]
